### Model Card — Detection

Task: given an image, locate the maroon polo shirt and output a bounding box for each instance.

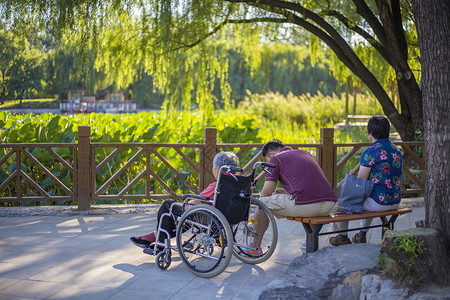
[266,147,337,205]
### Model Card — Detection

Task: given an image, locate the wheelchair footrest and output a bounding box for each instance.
[143,247,162,255]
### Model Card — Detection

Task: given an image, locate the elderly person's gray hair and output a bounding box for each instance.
[213,151,238,168]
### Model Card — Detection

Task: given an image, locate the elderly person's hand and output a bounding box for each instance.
[274,188,288,194]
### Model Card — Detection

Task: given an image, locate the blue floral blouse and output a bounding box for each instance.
[360,138,402,205]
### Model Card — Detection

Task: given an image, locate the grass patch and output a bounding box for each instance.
[377,233,427,290]
[0,98,58,109]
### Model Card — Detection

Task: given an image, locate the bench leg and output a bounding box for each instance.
[380,215,398,238]
[302,223,323,253]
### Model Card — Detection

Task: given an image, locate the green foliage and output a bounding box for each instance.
[0,29,28,101]
[0,27,51,103]
[390,233,426,267]
[8,53,43,101]
[377,233,426,289]
[225,43,339,103]
[239,90,383,128]
[127,73,165,109]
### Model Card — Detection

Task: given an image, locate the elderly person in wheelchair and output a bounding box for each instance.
[130,151,238,250]
[130,151,278,277]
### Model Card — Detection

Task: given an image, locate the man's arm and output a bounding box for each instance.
[260,180,277,197]
[358,166,371,180]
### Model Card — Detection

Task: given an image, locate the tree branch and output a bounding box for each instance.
[170,19,228,52]
[384,0,408,58]
[227,17,288,24]
[375,0,409,66]
[352,0,387,46]
[318,9,391,63]
[285,12,359,75]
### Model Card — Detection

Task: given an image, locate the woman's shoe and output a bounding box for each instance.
[352,234,367,243]
[329,235,352,246]
[130,236,151,248]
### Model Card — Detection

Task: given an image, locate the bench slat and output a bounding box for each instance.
[287,208,412,224]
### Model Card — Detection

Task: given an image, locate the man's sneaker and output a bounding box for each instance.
[300,240,307,252]
[244,245,263,257]
[329,235,352,246]
[352,234,367,243]
[130,236,150,248]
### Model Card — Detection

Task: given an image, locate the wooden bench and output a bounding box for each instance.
[287,208,412,253]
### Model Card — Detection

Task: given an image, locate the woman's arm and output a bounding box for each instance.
[358,166,372,180]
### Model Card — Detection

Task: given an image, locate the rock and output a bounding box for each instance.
[381,228,450,285]
[329,270,368,300]
[361,274,450,300]
[260,241,450,300]
[259,244,380,299]
[360,274,410,299]
[409,285,450,300]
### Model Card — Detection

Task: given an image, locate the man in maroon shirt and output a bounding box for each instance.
[252,139,337,252]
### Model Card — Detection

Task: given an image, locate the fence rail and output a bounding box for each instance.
[0,143,77,203]
[0,126,425,210]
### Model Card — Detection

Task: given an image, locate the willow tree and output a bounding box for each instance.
[0,28,27,104]
[2,0,422,140]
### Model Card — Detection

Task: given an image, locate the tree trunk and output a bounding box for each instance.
[1,72,5,105]
[411,0,450,285]
[345,77,350,124]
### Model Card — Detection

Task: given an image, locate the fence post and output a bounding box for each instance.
[320,128,335,189]
[199,127,217,191]
[77,126,91,210]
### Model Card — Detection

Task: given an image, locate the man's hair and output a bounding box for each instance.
[262,139,284,157]
[367,116,390,140]
[213,151,238,168]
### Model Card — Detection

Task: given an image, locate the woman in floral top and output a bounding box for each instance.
[330,116,402,246]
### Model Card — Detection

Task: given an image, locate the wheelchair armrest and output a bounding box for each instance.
[182,194,210,202]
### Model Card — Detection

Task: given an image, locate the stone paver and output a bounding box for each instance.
[0,204,424,299]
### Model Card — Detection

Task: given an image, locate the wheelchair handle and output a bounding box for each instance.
[261,162,276,168]
[219,165,243,173]
[252,161,276,170]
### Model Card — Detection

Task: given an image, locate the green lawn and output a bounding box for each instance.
[0,98,58,109]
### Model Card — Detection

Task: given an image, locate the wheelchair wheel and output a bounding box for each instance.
[176,204,233,278]
[156,250,171,270]
[232,197,278,264]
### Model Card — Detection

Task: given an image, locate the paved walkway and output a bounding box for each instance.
[0,204,425,300]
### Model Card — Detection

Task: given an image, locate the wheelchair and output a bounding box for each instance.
[148,162,278,278]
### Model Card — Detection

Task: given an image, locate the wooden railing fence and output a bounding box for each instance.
[0,126,425,210]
